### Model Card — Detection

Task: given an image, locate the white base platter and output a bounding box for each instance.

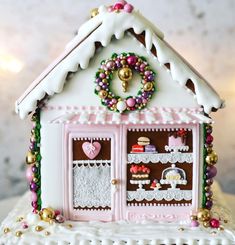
[1,184,235,245]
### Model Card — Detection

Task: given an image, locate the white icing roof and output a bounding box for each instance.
[46,107,212,125]
[15,4,224,119]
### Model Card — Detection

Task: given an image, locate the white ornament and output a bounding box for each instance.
[116,101,127,113]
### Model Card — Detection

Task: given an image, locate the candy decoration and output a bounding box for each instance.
[15,231,23,237]
[94,53,156,113]
[197,208,211,222]
[108,1,134,13]
[26,109,42,212]
[3,227,10,234]
[210,218,220,228]
[55,214,65,223]
[82,141,101,160]
[40,208,55,222]
[202,124,217,211]
[90,8,99,18]
[193,220,202,229]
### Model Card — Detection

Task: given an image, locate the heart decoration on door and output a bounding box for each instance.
[82,141,101,159]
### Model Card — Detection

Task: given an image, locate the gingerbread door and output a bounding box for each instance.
[64,126,119,221]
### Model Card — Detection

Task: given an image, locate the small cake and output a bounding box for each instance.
[145,144,157,153]
[130,164,150,180]
[131,144,144,153]
[165,170,181,180]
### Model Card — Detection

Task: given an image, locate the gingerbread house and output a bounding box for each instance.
[15,2,223,223]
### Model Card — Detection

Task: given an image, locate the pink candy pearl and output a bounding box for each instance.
[142,99,147,104]
[106,61,115,69]
[113,3,124,10]
[26,166,33,182]
[31,192,38,202]
[54,210,61,216]
[127,56,137,65]
[99,73,106,79]
[112,98,117,104]
[191,220,199,227]
[210,218,220,228]
[124,3,134,13]
[126,98,136,107]
[108,6,113,12]
[22,222,28,229]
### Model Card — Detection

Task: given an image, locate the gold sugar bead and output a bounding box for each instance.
[178,227,184,231]
[35,226,44,232]
[90,8,99,18]
[26,151,36,165]
[197,208,211,222]
[218,226,224,231]
[143,82,153,92]
[98,90,108,99]
[203,221,210,228]
[118,67,133,82]
[45,231,50,236]
[67,224,73,228]
[3,227,10,234]
[15,231,23,237]
[206,151,218,165]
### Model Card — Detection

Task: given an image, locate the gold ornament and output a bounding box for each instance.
[90,8,99,18]
[3,227,10,234]
[118,67,133,82]
[40,208,55,222]
[224,219,228,224]
[98,90,108,99]
[143,82,153,92]
[206,146,213,153]
[35,226,44,232]
[204,186,210,192]
[120,60,127,65]
[122,81,128,92]
[203,221,210,228]
[197,208,211,222]
[118,67,133,92]
[206,151,218,165]
[45,231,50,236]
[26,151,36,165]
[15,231,23,237]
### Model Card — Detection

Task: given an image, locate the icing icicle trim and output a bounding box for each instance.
[16,3,223,118]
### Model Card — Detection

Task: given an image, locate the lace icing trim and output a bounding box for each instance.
[127,189,192,202]
[73,164,111,208]
[127,152,193,164]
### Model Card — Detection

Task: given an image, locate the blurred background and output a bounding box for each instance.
[0,0,234,200]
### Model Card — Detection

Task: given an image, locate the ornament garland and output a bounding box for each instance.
[94,53,156,113]
[25,109,42,212]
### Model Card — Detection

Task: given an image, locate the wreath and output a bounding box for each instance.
[94,52,156,113]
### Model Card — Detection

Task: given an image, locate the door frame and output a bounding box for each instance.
[62,124,120,221]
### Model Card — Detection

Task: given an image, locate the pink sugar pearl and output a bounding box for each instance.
[113,3,124,10]
[210,218,220,228]
[26,166,33,182]
[126,98,136,107]
[124,3,134,13]
[31,192,38,202]
[191,220,199,227]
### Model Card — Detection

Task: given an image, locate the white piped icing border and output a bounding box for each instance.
[127,152,193,164]
[15,4,223,119]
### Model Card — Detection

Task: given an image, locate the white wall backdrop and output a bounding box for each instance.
[0,0,235,199]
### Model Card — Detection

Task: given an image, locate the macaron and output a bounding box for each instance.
[137,137,150,146]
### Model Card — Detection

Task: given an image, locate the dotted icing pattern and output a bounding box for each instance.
[94,52,156,113]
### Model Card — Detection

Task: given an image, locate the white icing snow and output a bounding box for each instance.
[0,182,235,245]
[15,4,223,119]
